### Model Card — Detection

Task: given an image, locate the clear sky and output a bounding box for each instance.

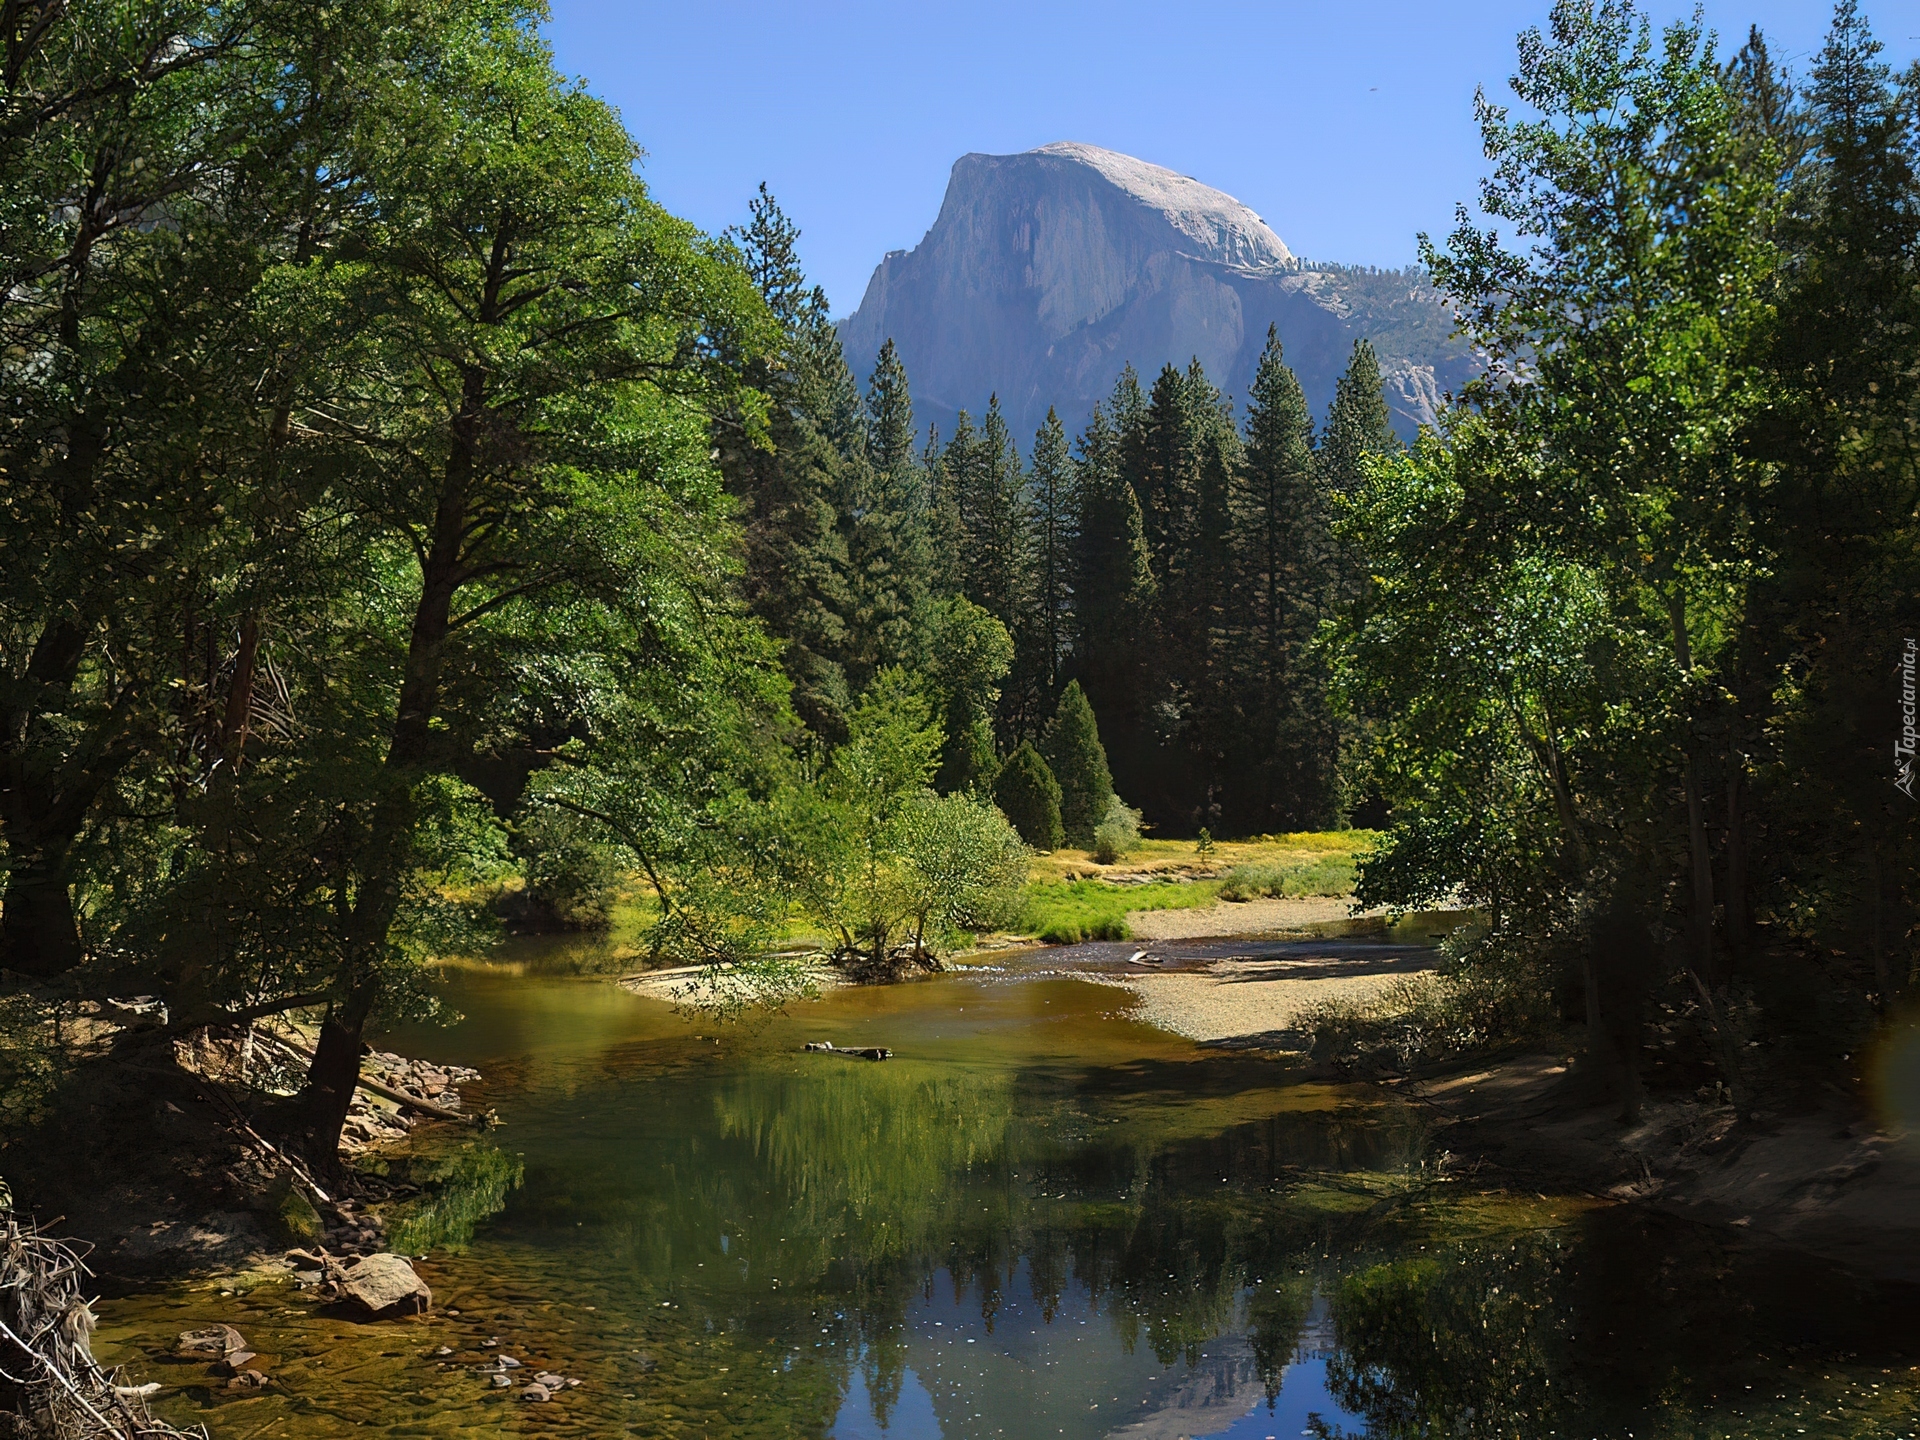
[544,1,1920,317]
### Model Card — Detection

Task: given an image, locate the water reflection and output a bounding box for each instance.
[96,961,1920,1440]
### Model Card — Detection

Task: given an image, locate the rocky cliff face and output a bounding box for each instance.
[839,141,1474,444]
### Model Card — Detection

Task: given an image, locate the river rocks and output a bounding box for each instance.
[333,1253,431,1316]
[174,1325,246,1360]
[226,1368,270,1390]
[519,1383,550,1402]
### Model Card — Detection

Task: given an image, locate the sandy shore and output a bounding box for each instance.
[1088,949,1436,1047]
[1084,895,1425,1048]
[1125,894,1378,941]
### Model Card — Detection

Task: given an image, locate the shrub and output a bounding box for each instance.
[1301,966,1554,1074]
[992,742,1064,850]
[1090,795,1142,864]
[1042,680,1115,847]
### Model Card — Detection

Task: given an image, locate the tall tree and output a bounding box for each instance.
[281,3,775,1165]
[1230,326,1338,830]
[716,185,853,741]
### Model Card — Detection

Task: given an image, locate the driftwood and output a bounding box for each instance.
[0,1214,205,1439]
[802,1042,892,1061]
[256,1032,481,1125]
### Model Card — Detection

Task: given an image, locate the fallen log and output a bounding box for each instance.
[259,1031,482,1124]
[802,1042,891,1061]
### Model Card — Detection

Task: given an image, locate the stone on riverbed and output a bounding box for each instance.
[334,1253,431,1315]
[175,1325,246,1359]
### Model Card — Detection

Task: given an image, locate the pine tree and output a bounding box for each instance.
[1072,398,1156,803]
[866,338,920,515]
[999,408,1077,744]
[1318,338,1399,494]
[716,186,853,740]
[949,396,1028,631]
[992,741,1063,850]
[1230,325,1338,830]
[1042,680,1115,848]
[831,344,935,699]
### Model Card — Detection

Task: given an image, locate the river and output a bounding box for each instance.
[95,945,1920,1438]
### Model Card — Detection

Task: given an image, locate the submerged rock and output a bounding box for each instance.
[174,1325,246,1359]
[333,1253,431,1316]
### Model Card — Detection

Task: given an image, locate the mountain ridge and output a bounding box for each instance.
[838,141,1475,446]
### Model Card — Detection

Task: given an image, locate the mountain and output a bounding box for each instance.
[838,141,1475,445]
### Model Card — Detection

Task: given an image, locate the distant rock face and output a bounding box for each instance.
[839,141,1475,444]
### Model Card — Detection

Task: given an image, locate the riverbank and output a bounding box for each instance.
[1402,1052,1920,1282]
[1081,919,1920,1286]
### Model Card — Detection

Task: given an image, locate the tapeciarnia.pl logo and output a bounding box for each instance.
[1899,637,1917,799]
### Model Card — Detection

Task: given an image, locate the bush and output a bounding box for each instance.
[992,742,1063,850]
[1090,795,1142,864]
[1301,966,1554,1074]
[1042,680,1115,847]
[510,805,621,931]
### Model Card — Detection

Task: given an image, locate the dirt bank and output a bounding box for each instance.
[1090,928,1920,1283]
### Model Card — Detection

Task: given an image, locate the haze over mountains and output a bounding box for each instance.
[839,141,1474,446]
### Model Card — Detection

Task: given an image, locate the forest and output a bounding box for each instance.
[1,0,1917,1183]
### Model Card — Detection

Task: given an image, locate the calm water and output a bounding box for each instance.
[96,950,1920,1438]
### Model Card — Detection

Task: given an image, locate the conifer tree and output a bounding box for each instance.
[1319,339,1399,494]
[992,741,1063,851]
[1071,398,1156,800]
[1042,680,1115,848]
[955,397,1028,631]
[866,338,920,514]
[831,346,934,699]
[717,187,854,740]
[1000,408,1077,743]
[1229,325,1338,829]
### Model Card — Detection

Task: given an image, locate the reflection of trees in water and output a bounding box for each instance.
[1313,1209,1920,1438]
[614,1058,1439,1428]
[497,1052,1917,1437]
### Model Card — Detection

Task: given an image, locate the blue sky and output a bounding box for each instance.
[545,1,1920,317]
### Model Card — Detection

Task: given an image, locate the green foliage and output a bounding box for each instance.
[921,596,1014,795]
[1090,796,1144,865]
[991,742,1063,851]
[1041,680,1115,847]
[511,806,622,932]
[1301,964,1557,1075]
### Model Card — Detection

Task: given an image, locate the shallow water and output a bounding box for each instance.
[95,951,1920,1438]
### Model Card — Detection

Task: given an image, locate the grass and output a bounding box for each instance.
[1017,877,1222,944]
[1012,831,1374,944]
[1217,852,1358,900]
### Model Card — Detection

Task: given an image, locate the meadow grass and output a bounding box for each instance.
[1017,878,1222,944]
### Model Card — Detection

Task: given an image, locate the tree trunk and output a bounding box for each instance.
[297,361,487,1163]
[1683,760,1718,982]
[1724,761,1749,967]
[1667,591,1718,983]
[0,845,83,978]
[302,976,379,1176]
